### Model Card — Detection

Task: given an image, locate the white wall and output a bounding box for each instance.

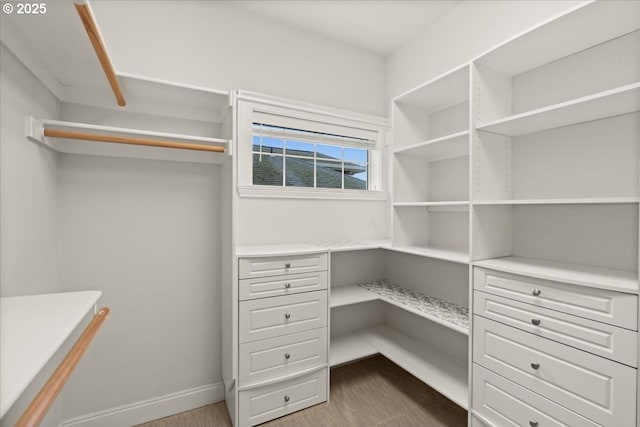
[387,0,582,100]
[56,153,222,418]
[90,1,387,117]
[0,45,60,297]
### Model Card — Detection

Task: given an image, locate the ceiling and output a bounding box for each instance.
[225,1,462,55]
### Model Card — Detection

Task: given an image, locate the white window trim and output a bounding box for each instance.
[236,92,389,200]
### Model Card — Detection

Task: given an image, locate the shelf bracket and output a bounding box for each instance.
[26,116,46,145]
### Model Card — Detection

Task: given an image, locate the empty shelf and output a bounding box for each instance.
[394,131,469,162]
[393,64,469,112]
[358,325,468,409]
[477,83,640,137]
[330,332,378,367]
[359,280,469,335]
[473,197,640,205]
[474,256,639,294]
[386,245,469,264]
[331,286,380,308]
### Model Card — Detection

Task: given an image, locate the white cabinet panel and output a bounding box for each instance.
[474,267,638,330]
[239,291,328,343]
[239,271,328,301]
[239,328,327,387]
[472,364,600,427]
[239,253,328,279]
[474,291,637,366]
[473,316,636,426]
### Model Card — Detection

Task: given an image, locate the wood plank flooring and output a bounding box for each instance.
[138,356,467,427]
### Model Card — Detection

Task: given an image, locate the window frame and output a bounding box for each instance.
[236,94,387,200]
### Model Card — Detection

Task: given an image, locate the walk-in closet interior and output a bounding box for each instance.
[1,1,639,426]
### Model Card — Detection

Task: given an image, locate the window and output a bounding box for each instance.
[252,124,371,190]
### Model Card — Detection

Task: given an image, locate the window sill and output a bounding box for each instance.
[237,185,387,201]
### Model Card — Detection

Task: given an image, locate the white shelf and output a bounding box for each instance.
[358,325,468,409]
[473,256,638,294]
[27,118,230,164]
[473,197,639,206]
[359,281,469,335]
[386,245,469,264]
[330,332,378,367]
[476,83,640,137]
[393,64,469,112]
[312,239,391,253]
[331,285,380,308]
[394,131,469,162]
[394,201,469,212]
[475,1,640,76]
[0,291,102,418]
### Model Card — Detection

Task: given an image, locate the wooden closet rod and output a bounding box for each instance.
[15,307,110,427]
[74,1,126,107]
[44,129,226,153]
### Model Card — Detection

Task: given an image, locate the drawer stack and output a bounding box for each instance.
[472,267,638,427]
[237,252,329,427]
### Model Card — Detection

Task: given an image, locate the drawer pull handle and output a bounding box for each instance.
[529,421,538,427]
[531,319,541,326]
[284,395,290,403]
[531,362,540,370]
[285,263,291,269]
[285,313,291,320]
[285,353,291,360]
[285,283,291,289]
[532,288,541,296]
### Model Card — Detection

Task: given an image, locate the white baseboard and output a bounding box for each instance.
[61,382,225,427]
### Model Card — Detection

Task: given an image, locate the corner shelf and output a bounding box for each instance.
[360,281,468,335]
[476,83,640,137]
[473,197,639,206]
[27,117,230,164]
[473,256,639,294]
[394,131,469,162]
[330,332,378,367]
[359,326,468,409]
[386,245,469,265]
[331,285,381,308]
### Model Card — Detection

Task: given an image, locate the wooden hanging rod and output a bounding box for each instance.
[15,307,110,427]
[44,128,226,153]
[74,1,126,107]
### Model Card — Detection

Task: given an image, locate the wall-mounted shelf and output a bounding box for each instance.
[330,332,378,367]
[474,197,639,206]
[394,131,469,162]
[475,1,640,76]
[386,246,469,265]
[359,326,468,409]
[473,256,638,294]
[330,285,381,308]
[476,83,640,137]
[26,117,230,164]
[394,64,469,112]
[394,201,469,212]
[359,281,468,335]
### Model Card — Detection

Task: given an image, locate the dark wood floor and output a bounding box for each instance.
[138,356,467,426]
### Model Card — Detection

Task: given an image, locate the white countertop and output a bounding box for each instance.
[236,239,391,257]
[0,291,102,418]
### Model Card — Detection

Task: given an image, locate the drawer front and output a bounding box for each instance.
[239,328,327,387]
[474,291,638,366]
[239,271,328,301]
[239,291,328,343]
[239,368,327,427]
[239,253,328,279]
[472,364,600,427]
[473,316,636,426]
[474,267,638,330]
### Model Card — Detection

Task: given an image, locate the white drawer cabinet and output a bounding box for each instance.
[474,291,638,366]
[473,364,600,427]
[239,271,328,301]
[473,316,636,426]
[239,291,328,344]
[239,328,327,387]
[474,267,638,330]
[239,253,328,279]
[235,253,329,426]
[238,368,327,427]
